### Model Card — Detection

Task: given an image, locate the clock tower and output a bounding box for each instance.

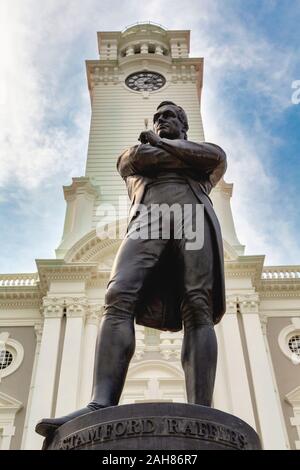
[17,23,289,451]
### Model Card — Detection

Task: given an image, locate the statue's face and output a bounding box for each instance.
[153,105,185,140]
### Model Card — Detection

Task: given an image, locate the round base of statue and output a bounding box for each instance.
[41,403,261,450]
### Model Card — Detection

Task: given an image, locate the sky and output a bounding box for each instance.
[0,0,299,273]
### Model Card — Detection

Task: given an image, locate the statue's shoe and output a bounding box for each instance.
[35,402,106,437]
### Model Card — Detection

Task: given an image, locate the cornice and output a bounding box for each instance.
[237,294,260,314]
[36,259,98,295]
[0,284,41,309]
[257,286,300,298]
[86,61,120,91]
[86,304,104,325]
[257,266,300,297]
[63,177,98,202]
[225,255,265,284]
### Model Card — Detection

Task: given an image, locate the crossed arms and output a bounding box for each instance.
[117,138,227,187]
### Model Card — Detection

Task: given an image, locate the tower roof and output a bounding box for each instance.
[96,23,191,56]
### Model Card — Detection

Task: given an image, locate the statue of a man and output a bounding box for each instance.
[36,101,227,437]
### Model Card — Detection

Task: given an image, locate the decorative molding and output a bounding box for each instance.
[0,298,41,309]
[238,294,260,315]
[86,62,120,91]
[42,297,64,318]
[86,57,202,95]
[86,272,110,288]
[258,287,300,298]
[86,305,104,325]
[169,63,201,84]
[225,256,265,285]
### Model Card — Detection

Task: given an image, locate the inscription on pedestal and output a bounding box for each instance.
[57,416,249,450]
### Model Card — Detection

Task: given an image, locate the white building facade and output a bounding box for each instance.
[1,23,300,450]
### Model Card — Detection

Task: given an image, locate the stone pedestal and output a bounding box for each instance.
[41,403,261,450]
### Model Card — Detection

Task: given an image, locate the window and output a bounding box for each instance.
[0,350,13,370]
[278,321,300,365]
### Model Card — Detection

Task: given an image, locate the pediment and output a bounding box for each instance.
[286,386,300,407]
[0,391,22,411]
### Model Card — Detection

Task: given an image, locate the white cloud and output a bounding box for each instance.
[0,0,299,271]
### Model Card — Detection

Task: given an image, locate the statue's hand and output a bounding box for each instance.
[138,130,162,147]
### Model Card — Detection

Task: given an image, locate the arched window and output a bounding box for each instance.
[0,333,24,379]
[278,323,300,365]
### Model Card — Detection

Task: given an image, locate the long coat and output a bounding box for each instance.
[117,138,227,331]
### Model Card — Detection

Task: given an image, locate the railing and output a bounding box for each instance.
[1,268,299,284]
[0,273,39,287]
[122,21,167,33]
[262,267,300,280]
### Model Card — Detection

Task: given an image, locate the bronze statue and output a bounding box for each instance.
[36,101,227,437]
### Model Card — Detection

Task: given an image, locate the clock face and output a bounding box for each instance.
[125,71,166,92]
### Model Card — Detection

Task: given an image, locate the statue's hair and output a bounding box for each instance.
[156,101,189,138]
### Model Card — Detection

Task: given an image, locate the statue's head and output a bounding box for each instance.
[153,101,189,140]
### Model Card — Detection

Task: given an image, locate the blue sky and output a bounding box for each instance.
[0,0,299,273]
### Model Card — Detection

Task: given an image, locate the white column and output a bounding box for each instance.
[21,323,43,449]
[240,297,288,450]
[141,43,148,54]
[55,299,86,416]
[126,46,134,56]
[214,297,256,428]
[78,306,102,407]
[155,45,164,55]
[214,322,234,414]
[23,300,63,450]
